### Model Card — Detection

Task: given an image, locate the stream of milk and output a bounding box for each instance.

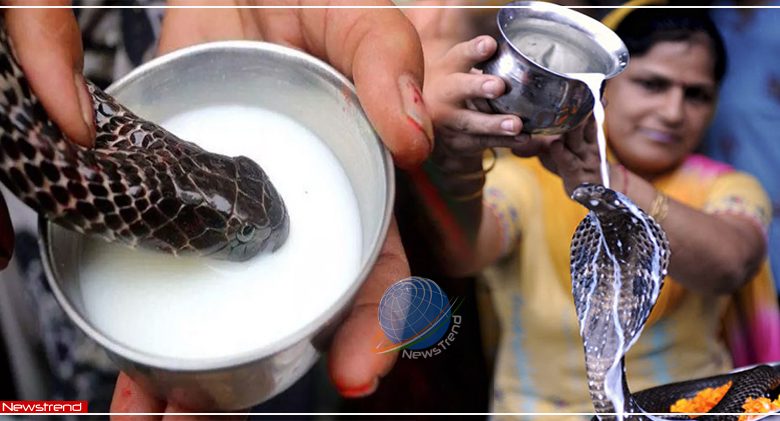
[567,73,610,189]
[78,105,362,360]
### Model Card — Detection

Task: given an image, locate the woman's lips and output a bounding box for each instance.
[639,128,678,144]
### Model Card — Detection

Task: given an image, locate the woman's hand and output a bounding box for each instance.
[537,117,606,197]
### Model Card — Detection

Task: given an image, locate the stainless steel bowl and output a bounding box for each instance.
[481,1,629,134]
[38,41,394,410]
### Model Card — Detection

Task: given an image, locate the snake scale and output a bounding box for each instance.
[571,184,780,420]
[0,18,289,262]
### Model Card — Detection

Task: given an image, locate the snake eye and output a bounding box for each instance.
[237,224,256,243]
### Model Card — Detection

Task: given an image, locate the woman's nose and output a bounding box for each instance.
[657,88,685,125]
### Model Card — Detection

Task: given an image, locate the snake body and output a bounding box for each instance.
[570,184,780,420]
[0,20,289,261]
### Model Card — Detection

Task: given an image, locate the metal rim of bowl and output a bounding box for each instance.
[39,40,395,372]
[497,0,629,80]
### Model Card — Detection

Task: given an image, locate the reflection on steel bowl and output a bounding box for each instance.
[480,1,629,134]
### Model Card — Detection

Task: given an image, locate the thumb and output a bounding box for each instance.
[4,4,95,147]
[328,218,408,397]
[302,6,433,169]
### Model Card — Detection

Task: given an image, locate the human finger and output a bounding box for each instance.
[291,3,432,168]
[561,120,590,160]
[434,72,506,105]
[110,372,246,419]
[110,372,166,417]
[548,139,578,176]
[469,97,496,114]
[549,138,600,194]
[156,3,246,54]
[475,134,533,151]
[443,132,531,156]
[439,35,498,74]
[508,136,548,157]
[328,217,408,397]
[440,108,522,137]
[3,2,95,147]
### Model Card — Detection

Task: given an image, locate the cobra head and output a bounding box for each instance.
[571,183,627,216]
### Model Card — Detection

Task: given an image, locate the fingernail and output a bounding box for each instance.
[482,79,500,98]
[338,379,379,398]
[477,38,490,55]
[398,74,434,151]
[501,118,517,134]
[74,74,95,146]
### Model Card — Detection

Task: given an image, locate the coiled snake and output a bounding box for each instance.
[571,184,780,420]
[0,19,289,261]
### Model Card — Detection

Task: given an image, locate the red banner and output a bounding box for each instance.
[0,401,88,413]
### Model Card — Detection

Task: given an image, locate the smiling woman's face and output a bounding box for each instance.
[603,36,718,178]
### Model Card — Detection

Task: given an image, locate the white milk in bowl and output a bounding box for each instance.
[78,105,362,360]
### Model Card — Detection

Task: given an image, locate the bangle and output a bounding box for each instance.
[483,147,498,173]
[450,148,496,200]
[649,191,669,222]
[430,147,497,180]
[449,188,484,202]
[450,170,487,181]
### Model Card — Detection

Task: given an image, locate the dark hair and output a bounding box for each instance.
[613,8,727,84]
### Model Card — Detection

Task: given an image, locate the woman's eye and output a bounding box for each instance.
[685,87,715,104]
[636,78,664,92]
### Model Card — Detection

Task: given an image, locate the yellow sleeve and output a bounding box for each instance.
[703,171,772,234]
[483,154,539,256]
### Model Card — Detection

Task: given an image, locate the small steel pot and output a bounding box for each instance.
[39,41,393,410]
[481,1,629,134]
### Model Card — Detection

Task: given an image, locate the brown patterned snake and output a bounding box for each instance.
[571,183,780,420]
[0,18,289,261]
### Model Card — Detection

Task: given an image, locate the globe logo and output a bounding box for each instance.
[378,277,453,351]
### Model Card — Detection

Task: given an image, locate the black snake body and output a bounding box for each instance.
[571,184,780,420]
[0,19,289,261]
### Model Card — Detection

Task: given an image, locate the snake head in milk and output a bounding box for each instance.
[0,18,289,262]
